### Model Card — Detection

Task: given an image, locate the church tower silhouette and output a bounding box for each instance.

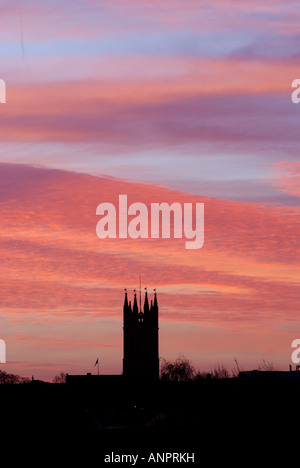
[123,288,159,380]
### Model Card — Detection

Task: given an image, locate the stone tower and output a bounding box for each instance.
[123,288,159,380]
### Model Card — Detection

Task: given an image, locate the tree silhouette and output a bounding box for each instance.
[258,360,277,371]
[0,369,30,384]
[211,363,231,379]
[160,355,195,381]
[53,372,66,383]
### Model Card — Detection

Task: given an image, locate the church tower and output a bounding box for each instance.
[123,288,159,380]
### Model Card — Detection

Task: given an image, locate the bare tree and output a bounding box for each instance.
[231,357,241,377]
[160,354,195,381]
[0,370,30,384]
[211,363,231,379]
[193,370,207,380]
[53,372,66,383]
[258,360,277,371]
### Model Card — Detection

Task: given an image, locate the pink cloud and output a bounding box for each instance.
[0,163,298,319]
[2,0,299,41]
[0,67,296,151]
[0,163,298,379]
[267,161,300,197]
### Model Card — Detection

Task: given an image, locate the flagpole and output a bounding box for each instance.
[94,357,99,375]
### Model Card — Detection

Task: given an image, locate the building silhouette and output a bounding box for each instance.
[123,288,159,380]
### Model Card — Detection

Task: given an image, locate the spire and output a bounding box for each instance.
[151,288,158,323]
[133,290,139,317]
[139,274,142,314]
[147,289,158,325]
[124,288,128,309]
[153,289,158,309]
[123,288,130,325]
[144,287,149,315]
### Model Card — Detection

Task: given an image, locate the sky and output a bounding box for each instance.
[0,0,299,380]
